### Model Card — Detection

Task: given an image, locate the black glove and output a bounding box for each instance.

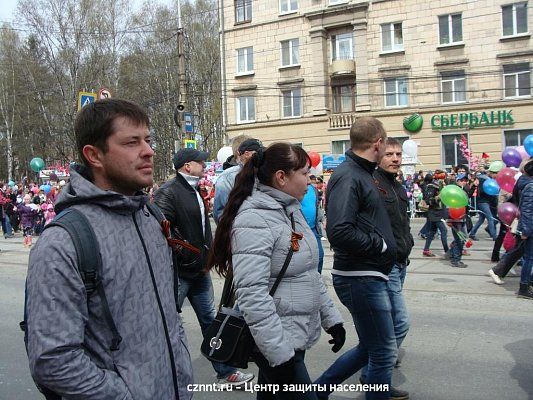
[268,357,296,384]
[327,323,346,353]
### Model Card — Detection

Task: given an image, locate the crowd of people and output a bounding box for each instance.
[4,99,532,400]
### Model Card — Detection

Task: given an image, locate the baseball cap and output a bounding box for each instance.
[238,139,264,155]
[456,173,467,181]
[173,148,209,170]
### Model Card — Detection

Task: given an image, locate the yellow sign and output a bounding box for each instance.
[184,140,197,149]
[78,92,97,111]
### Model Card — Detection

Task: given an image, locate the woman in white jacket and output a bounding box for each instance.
[208,142,344,400]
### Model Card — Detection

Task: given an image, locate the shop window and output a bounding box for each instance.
[441,71,466,103]
[331,32,354,61]
[442,134,468,168]
[503,63,531,98]
[439,13,463,45]
[504,129,533,146]
[332,85,356,113]
[235,0,252,23]
[384,77,408,107]
[502,2,528,36]
[381,22,404,52]
[332,140,350,154]
[236,96,255,123]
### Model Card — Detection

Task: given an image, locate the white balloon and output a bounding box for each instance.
[217,146,233,163]
[310,162,323,176]
[59,180,66,186]
[402,140,418,158]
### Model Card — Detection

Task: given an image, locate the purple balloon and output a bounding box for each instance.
[501,147,522,168]
[516,146,529,161]
[497,202,519,225]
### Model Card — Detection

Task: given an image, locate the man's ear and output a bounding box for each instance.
[82,145,104,169]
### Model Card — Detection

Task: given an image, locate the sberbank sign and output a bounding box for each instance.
[431,110,514,130]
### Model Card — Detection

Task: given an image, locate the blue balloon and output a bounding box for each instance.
[524,135,533,157]
[8,180,15,187]
[483,178,500,196]
[43,184,51,194]
[39,184,45,191]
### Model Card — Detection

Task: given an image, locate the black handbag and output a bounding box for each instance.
[201,213,299,369]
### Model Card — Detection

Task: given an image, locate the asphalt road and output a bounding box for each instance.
[0,218,532,400]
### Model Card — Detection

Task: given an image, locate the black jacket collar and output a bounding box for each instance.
[346,150,377,175]
[377,167,396,183]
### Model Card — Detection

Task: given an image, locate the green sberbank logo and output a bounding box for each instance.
[403,113,423,133]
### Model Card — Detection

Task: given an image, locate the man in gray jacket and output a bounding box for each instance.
[25,99,193,399]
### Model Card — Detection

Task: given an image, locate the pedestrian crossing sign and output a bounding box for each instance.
[78,92,97,110]
[184,140,197,149]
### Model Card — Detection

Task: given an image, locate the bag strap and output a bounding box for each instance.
[220,213,302,308]
[43,209,122,351]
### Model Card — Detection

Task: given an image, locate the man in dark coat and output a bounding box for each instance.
[154,148,254,388]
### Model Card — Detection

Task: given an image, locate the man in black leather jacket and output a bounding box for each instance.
[154,148,253,388]
[316,117,406,400]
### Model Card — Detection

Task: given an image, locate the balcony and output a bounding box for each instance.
[329,112,356,129]
[329,60,356,77]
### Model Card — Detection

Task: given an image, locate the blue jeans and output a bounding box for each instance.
[177,273,236,378]
[312,227,324,274]
[469,202,496,239]
[360,264,409,382]
[521,237,533,285]
[450,223,466,262]
[424,221,449,253]
[2,214,13,237]
[255,351,317,400]
[315,276,397,400]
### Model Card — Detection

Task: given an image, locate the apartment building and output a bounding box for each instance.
[220,0,533,170]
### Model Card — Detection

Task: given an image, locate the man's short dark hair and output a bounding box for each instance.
[350,117,386,151]
[524,159,533,177]
[75,99,149,165]
[385,137,401,148]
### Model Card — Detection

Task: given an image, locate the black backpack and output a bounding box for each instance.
[20,203,167,399]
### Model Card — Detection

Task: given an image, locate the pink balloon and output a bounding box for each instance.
[516,146,529,160]
[497,202,519,225]
[495,167,517,192]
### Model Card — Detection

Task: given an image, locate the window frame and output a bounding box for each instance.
[503,128,533,147]
[281,88,302,118]
[384,77,409,108]
[235,0,252,23]
[236,96,255,124]
[279,0,298,15]
[501,2,528,37]
[235,46,254,76]
[380,22,404,53]
[280,38,300,67]
[328,0,349,5]
[441,72,467,104]
[331,32,354,61]
[331,139,350,154]
[332,84,356,113]
[441,133,469,168]
[503,64,531,98]
[438,13,463,45]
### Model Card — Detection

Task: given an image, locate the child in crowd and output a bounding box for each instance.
[17,194,38,247]
[447,173,471,268]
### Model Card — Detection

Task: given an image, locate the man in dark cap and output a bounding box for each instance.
[213,138,264,223]
[155,147,254,388]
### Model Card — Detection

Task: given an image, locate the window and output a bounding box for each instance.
[236,96,255,123]
[282,88,302,118]
[439,13,463,45]
[329,0,348,5]
[331,32,354,61]
[332,140,350,154]
[236,47,253,75]
[235,0,252,23]
[503,63,531,98]
[442,134,468,167]
[281,39,299,67]
[280,0,298,14]
[332,85,356,113]
[504,129,533,146]
[441,71,466,103]
[384,78,408,107]
[502,2,528,36]
[381,22,404,52]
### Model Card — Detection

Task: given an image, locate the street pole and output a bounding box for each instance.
[176,0,187,150]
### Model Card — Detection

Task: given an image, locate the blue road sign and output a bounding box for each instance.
[184,112,193,133]
[78,92,97,110]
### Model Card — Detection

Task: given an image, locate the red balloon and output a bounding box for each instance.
[308,151,321,168]
[495,167,517,193]
[448,207,466,219]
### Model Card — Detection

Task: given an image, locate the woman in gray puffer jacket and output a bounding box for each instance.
[208,143,344,400]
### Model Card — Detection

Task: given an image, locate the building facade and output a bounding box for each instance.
[220,0,532,170]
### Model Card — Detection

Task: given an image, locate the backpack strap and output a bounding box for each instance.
[44,209,122,351]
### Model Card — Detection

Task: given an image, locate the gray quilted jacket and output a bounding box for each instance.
[26,167,193,400]
[232,183,343,367]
